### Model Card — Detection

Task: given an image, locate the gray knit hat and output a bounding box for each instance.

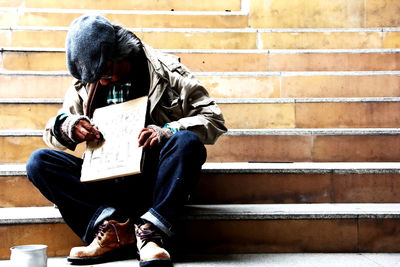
[65,15,115,83]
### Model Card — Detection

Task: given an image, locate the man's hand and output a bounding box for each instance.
[138,125,174,149]
[138,128,160,149]
[73,119,102,143]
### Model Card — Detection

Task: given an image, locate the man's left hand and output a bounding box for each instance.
[138,128,160,148]
[138,125,173,149]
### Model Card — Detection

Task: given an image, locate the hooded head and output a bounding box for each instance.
[65,15,115,83]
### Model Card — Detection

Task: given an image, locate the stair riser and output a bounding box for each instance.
[0,11,248,28]
[280,75,400,98]
[0,136,84,163]
[0,223,83,260]
[178,52,400,72]
[180,219,400,253]
[2,30,399,49]
[2,135,400,163]
[0,75,283,99]
[294,102,400,128]
[208,135,400,162]
[194,173,400,204]
[2,102,400,130]
[4,0,241,11]
[4,0,400,28]
[3,74,400,99]
[223,102,400,129]
[0,176,51,207]
[4,51,400,72]
[3,173,400,207]
[2,218,400,259]
[250,0,400,28]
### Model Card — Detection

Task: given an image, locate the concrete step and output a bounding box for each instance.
[1,129,400,163]
[2,70,400,99]
[2,203,400,259]
[0,8,248,28]
[249,0,400,28]
[0,130,83,163]
[3,0,400,28]
[2,162,400,207]
[2,253,400,267]
[209,129,400,162]
[199,162,400,204]
[4,49,400,72]
[2,98,400,130]
[3,0,241,11]
[2,27,400,49]
[219,98,400,129]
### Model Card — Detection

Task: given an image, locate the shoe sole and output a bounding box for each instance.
[67,245,138,265]
[140,258,173,267]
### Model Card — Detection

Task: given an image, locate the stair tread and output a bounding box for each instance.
[202,162,400,173]
[3,26,400,31]
[4,70,400,76]
[185,203,400,220]
[0,7,246,15]
[2,128,400,136]
[2,253,398,267]
[2,162,400,176]
[3,203,400,224]
[2,96,400,103]
[4,47,400,53]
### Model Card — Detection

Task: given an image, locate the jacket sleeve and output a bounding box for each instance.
[166,67,227,145]
[43,80,87,151]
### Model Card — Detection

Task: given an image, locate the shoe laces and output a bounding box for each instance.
[136,224,163,249]
[96,221,120,244]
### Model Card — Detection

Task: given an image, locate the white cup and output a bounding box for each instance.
[10,245,48,267]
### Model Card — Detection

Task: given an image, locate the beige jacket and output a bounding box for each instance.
[43,44,227,151]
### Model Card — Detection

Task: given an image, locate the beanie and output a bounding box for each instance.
[65,15,115,83]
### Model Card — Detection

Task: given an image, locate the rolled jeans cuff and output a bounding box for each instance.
[141,208,174,237]
[82,206,116,243]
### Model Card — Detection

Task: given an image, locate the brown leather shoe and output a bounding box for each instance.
[67,219,136,265]
[135,222,172,267]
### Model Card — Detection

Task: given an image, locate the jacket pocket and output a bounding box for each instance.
[156,89,183,123]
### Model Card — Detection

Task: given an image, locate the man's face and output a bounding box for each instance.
[99,60,132,86]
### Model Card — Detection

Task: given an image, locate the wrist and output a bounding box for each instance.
[147,124,173,143]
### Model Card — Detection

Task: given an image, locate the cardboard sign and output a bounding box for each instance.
[80,97,148,182]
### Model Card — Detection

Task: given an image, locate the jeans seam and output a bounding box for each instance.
[149,208,172,230]
[141,209,174,237]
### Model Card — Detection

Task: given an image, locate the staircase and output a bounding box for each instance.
[1,0,400,261]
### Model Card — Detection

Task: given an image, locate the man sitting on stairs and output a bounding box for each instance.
[26,14,227,266]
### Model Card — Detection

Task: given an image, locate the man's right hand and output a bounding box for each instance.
[73,119,102,143]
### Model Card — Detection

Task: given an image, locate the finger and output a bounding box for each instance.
[149,135,159,148]
[73,130,86,142]
[138,130,152,147]
[80,120,93,130]
[89,126,101,139]
[78,125,91,137]
[147,131,160,148]
[80,121,102,140]
[81,121,96,134]
[84,132,97,142]
[79,124,100,142]
[138,130,148,146]
[142,132,154,148]
[138,128,148,140]
[143,132,158,148]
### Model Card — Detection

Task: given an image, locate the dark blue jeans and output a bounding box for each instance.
[26,131,206,243]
